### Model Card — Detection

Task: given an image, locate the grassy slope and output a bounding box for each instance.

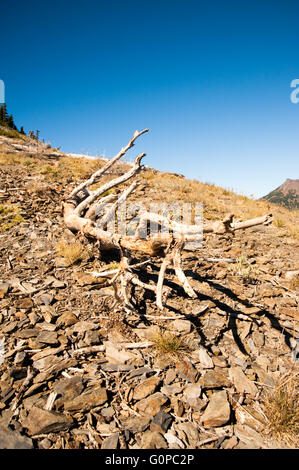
[0,148,298,241]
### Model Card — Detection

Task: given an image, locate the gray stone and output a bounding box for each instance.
[101,433,119,449]
[22,406,73,435]
[199,369,231,389]
[0,424,33,449]
[164,368,177,385]
[151,410,173,433]
[160,383,184,396]
[200,391,231,427]
[67,321,98,334]
[38,438,52,449]
[183,383,202,405]
[234,424,268,449]
[140,430,168,449]
[229,367,258,396]
[34,354,58,371]
[133,377,161,401]
[15,298,33,310]
[84,330,100,345]
[176,422,199,447]
[173,319,192,334]
[53,376,84,405]
[123,416,151,433]
[16,328,39,339]
[105,342,138,364]
[33,357,77,383]
[64,386,107,411]
[222,436,239,449]
[14,351,26,365]
[135,392,168,416]
[34,293,54,306]
[176,360,199,382]
[198,347,214,368]
[36,330,58,345]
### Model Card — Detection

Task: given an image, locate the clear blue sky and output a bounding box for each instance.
[1,0,299,198]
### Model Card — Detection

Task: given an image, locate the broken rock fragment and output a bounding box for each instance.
[229,366,258,396]
[63,386,107,412]
[133,377,161,401]
[176,360,199,382]
[135,392,168,416]
[150,410,173,433]
[200,390,231,427]
[22,406,74,435]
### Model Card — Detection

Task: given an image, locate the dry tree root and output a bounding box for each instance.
[63,129,273,311]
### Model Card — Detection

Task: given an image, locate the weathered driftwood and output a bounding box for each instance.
[63,129,272,310]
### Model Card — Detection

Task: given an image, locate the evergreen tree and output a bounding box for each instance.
[0,104,8,123]
[20,126,26,135]
[7,114,15,129]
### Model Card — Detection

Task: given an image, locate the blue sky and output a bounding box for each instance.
[1,0,299,198]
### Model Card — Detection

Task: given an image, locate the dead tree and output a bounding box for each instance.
[63,129,272,311]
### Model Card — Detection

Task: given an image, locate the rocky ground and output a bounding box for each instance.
[0,136,298,449]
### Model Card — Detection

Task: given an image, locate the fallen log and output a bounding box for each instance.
[63,129,272,310]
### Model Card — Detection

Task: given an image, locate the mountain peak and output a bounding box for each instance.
[262,178,299,209]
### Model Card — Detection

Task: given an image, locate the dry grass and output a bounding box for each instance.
[1,150,299,241]
[56,240,90,266]
[0,126,23,139]
[262,372,299,447]
[229,255,260,284]
[274,218,286,228]
[139,169,299,239]
[0,152,102,182]
[152,331,189,357]
[290,277,299,289]
[0,204,25,231]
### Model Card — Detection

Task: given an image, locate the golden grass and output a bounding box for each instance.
[138,169,299,241]
[152,331,189,357]
[0,127,23,139]
[229,255,260,284]
[0,204,25,231]
[0,151,298,241]
[274,218,286,228]
[0,152,102,182]
[262,372,299,447]
[56,240,90,266]
[290,278,299,289]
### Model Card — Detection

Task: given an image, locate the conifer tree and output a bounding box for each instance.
[7,114,14,129]
[0,104,8,123]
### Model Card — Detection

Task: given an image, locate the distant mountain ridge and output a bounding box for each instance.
[262,178,299,210]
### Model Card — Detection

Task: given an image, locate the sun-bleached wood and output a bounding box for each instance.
[63,129,272,310]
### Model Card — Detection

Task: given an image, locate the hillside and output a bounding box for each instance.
[0,129,298,450]
[262,179,299,210]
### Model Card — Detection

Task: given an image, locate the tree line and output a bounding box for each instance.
[0,104,39,139]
